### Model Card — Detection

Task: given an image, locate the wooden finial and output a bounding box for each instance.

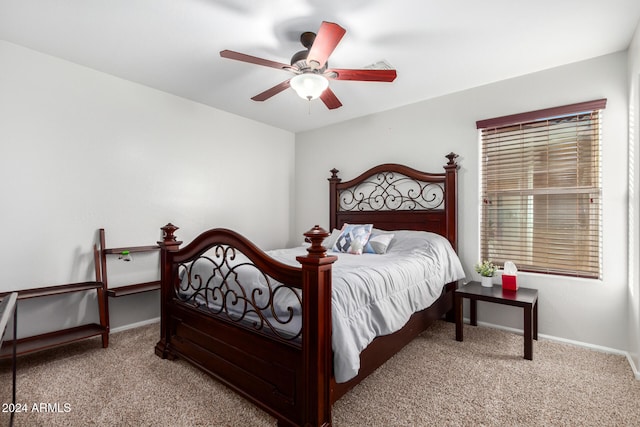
[159,223,182,249]
[328,168,341,185]
[161,223,178,242]
[445,152,459,166]
[303,225,330,258]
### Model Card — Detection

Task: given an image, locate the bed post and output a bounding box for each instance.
[296,225,337,427]
[154,223,182,359]
[444,152,459,252]
[328,169,341,231]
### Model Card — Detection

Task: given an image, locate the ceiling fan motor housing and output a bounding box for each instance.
[291,50,327,73]
[290,31,327,73]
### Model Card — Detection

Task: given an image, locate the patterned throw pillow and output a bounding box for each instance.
[332,224,373,255]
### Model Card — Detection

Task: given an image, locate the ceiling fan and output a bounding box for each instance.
[220,21,397,110]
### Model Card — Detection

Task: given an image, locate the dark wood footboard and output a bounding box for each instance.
[155,224,337,426]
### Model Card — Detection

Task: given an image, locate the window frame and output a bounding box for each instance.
[476,99,606,279]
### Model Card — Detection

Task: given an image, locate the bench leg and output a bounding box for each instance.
[455,294,463,341]
[524,304,533,360]
[470,299,477,326]
[533,300,538,340]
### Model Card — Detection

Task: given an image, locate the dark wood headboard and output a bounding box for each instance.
[328,153,459,251]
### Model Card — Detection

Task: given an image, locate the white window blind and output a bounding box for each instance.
[476,99,606,279]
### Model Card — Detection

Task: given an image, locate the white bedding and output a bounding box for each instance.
[274,229,465,382]
[180,230,465,383]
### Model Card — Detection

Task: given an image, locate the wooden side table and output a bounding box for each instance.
[455,281,538,360]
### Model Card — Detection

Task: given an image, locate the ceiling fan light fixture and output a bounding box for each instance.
[290,73,329,100]
[221,21,396,109]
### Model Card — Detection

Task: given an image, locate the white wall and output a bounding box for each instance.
[0,41,295,335]
[627,22,640,374]
[295,52,629,352]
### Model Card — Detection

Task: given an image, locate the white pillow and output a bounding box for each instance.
[332,224,373,255]
[323,228,342,249]
[364,233,395,254]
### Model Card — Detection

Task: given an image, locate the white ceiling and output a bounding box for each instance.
[1,0,639,133]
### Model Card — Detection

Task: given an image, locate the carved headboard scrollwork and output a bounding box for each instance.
[329,153,459,251]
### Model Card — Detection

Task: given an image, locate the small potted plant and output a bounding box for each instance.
[475,260,498,287]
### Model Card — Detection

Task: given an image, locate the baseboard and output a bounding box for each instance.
[110,317,160,334]
[626,353,640,380]
[473,319,640,380]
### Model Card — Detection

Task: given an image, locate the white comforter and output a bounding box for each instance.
[267,230,465,383]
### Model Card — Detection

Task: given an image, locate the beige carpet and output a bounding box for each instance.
[2,321,640,426]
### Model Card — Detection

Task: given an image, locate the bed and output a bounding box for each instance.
[154,153,462,426]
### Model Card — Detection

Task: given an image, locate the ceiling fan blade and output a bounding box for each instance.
[307,22,346,70]
[220,49,293,71]
[326,68,397,82]
[320,87,342,110]
[251,79,291,102]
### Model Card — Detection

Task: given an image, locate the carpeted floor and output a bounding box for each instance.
[2,321,640,426]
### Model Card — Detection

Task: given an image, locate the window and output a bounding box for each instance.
[476,99,606,279]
